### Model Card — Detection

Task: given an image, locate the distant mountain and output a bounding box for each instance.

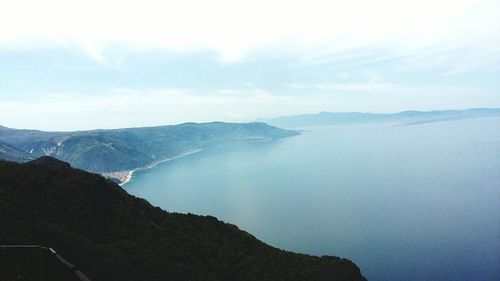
[0,122,298,178]
[0,141,33,162]
[263,108,500,128]
[0,158,366,281]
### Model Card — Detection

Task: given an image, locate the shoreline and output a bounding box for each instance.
[102,149,203,186]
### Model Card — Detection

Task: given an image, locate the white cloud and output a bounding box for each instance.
[1,1,498,130]
[0,0,498,62]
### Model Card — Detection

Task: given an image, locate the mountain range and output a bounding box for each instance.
[262,108,500,128]
[0,122,298,182]
[0,157,366,281]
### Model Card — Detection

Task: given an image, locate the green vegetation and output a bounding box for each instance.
[0,122,298,173]
[0,141,32,162]
[0,157,366,281]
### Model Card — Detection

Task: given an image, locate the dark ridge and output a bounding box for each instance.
[27,156,71,169]
[0,159,366,281]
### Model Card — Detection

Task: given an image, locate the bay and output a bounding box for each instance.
[125,118,500,281]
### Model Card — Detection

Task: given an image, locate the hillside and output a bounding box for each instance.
[0,141,33,162]
[0,122,298,177]
[0,158,366,281]
[262,108,500,128]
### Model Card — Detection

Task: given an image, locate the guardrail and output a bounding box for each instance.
[0,245,91,281]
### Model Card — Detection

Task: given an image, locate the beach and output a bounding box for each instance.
[102,149,202,185]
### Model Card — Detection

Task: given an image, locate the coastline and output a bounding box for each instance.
[102,148,202,186]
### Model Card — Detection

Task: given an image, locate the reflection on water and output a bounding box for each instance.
[125,118,500,281]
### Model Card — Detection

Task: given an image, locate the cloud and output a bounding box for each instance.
[1,0,499,63]
[1,1,498,130]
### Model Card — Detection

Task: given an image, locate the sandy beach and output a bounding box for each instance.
[102,149,202,185]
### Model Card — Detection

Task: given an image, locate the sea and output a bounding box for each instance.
[124,117,500,281]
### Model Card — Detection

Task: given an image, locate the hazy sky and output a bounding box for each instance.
[1,0,499,130]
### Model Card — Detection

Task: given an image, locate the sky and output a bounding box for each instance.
[0,0,499,130]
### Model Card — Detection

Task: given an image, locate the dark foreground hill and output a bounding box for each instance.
[0,158,366,281]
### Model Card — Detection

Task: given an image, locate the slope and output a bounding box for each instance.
[0,158,366,281]
[0,122,298,174]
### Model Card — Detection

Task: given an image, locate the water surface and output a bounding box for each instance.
[125,118,500,281]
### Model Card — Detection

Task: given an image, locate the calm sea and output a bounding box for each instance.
[125,118,500,281]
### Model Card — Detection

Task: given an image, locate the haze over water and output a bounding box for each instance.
[125,117,500,281]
